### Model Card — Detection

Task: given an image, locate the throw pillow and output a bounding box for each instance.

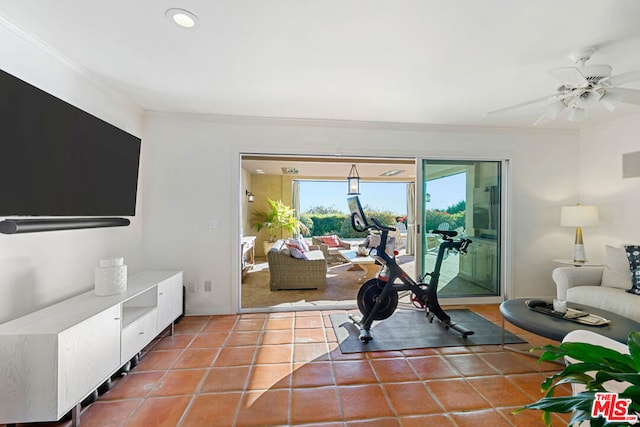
[601,245,632,290]
[297,236,310,252]
[625,245,640,295]
[285,244,308,259]
[286,238,308,260]
[286,237,305,252]
[320,235,341,248]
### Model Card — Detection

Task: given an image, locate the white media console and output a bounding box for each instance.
[0,270,183,425]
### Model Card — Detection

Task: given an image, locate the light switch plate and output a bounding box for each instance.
[205,218,222,229]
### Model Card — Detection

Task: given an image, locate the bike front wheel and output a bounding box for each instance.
[357,278,398,321]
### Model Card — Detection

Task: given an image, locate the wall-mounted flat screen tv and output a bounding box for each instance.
[0,69,141,216]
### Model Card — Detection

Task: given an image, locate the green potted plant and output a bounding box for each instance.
[515,331,640,426]
[251,198,309,253]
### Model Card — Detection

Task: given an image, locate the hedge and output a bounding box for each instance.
[301,209,466,238]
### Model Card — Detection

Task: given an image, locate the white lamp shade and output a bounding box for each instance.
[560,205,599,227]
[568,107,587,122]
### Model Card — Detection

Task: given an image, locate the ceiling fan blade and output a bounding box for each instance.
[601,69,640,86]
[486,94,560,115]
[532,113,548,126]
[542,99,567,120]
[605,87,640,106]
[548,67,588,88]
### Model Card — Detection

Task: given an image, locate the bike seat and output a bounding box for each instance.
[430,230,457,238]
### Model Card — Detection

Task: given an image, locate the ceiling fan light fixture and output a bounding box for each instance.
[488,47,640,126]
[544,100,566,120]
[576,89,602,110]
[568,107,587,122]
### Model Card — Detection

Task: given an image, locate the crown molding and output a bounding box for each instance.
[144,110,578,137]
[0,14,142,113]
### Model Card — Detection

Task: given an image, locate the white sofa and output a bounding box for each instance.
[553,245,640,322]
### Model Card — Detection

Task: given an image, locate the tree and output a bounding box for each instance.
[446,200,466,214]
[303,205,343,215]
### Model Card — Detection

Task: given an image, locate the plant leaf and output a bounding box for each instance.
[541,363,607,391]
[569,408,598,426]
[628,331,640,371]
[525,332,640,426]
[523,392,597,413]
[593,371,640,389]
[548,342,635,371]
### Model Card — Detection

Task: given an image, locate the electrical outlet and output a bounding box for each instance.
[204,280,212,292]
[188,281,196,292]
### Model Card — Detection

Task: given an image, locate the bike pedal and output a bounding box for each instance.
[411,294,425,308]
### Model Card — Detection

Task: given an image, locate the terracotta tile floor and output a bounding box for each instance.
[4,304,574,426]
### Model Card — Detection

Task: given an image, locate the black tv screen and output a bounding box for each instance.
[0,69,141,216]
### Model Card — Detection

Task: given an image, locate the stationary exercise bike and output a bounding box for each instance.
[347,196,475,343]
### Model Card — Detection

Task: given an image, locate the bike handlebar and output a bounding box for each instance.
[429,229,457,238]
[351,213,471,254]
[350,213,397,233]
[370,217,396,232]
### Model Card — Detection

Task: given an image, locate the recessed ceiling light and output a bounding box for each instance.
[281,167,299,175]
[380,169,405,177]
[255,169,265,174]
[165,8,198,29]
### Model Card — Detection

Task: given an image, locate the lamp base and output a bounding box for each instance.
[573,243,587,263]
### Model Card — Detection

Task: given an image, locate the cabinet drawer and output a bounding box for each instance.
[58,305,121,416]
[157,273,183,332]
[121,309,157,363]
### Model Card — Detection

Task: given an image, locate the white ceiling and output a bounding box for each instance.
[1,0,640,130]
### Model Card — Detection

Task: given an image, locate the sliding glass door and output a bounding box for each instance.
[420,160,502,299]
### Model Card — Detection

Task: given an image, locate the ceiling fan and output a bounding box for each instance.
[488,47,640,125]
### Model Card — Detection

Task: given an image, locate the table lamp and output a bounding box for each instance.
[560,204,599,262]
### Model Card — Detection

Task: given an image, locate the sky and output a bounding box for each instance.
[299,172,466,215]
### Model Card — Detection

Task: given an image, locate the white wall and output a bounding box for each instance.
[142,113,580,314]
[0,19,144,323]
[578,114,640,260]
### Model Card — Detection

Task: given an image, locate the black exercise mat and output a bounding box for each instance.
[330,309,525,353]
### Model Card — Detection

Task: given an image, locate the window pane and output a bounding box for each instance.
[422,160,501,297]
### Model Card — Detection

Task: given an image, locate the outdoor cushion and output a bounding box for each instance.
[286,238,308,259]
[319,235,341,248]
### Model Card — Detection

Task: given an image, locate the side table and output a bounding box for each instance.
[241,236,256,278]
[553,259,604,267]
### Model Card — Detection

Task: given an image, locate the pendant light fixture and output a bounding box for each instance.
[347,164,360,195]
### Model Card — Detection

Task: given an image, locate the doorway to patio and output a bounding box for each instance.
[240,155,416,311]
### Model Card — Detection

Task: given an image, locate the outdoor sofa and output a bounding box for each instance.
[267,239,327,290]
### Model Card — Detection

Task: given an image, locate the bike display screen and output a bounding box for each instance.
[347,196,369,230]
